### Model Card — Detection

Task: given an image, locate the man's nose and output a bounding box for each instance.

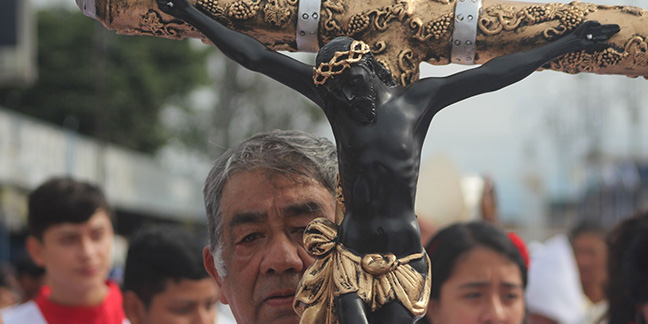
[481,296,507,323]
[193,306,215,324]
[260,233,305,275]
[78,237,96,259]
[342,87,355,101]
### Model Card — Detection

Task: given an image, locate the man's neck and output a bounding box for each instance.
[374,81,395,107]
[583,283,605,303]
[47,281,109,307]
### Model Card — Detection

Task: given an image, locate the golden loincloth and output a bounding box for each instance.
[294,217,431,324]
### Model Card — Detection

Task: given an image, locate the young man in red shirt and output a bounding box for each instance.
[1,177,127,324]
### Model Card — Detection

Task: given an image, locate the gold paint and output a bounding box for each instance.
[410,13,454,42]
[397,49,419,86]
[313,40,371,85]
[294,218,431,324]
[87,0,648,83]
[196,0,234,27]
[263,0,297,27]
[226,0,260,20]
[624,36,648,69]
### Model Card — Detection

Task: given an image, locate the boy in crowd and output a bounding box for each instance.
[122,225,221,324]
[1,177,127,324]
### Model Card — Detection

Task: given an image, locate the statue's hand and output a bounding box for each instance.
[572,20,620,51]
[156,0,192,18]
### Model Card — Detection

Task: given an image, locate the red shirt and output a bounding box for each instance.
[34,281,126,324]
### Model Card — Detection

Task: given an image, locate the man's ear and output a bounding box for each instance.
[25,236,45,267]
[203,246,228,304]
[123,291,146,324]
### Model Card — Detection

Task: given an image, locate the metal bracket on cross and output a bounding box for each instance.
[451,0,482,64]
[296,0,322,52]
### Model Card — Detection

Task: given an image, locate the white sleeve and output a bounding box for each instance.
[1,301,48,324]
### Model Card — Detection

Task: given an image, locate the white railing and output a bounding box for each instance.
[0,108,205,222]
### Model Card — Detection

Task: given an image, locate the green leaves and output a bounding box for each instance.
[0,8,210,154]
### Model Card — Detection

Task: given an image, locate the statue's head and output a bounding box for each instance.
[314,37,396,125]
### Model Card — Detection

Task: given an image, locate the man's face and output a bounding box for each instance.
[129,278,219,324]
[325,63,377,124]
[207,169,336,324]
[28,210,114,294]
[572,232,607,288]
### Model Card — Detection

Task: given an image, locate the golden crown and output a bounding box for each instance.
[313,40,371,86]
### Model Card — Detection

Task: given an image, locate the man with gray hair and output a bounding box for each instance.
[201,129,338,324]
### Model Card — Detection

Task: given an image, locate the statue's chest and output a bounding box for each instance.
[335,111,417,162]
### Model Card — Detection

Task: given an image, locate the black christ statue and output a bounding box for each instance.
[156,0,617,322]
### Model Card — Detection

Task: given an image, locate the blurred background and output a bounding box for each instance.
[0,0,646,266]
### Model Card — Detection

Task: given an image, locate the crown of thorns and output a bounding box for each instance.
[313,40,371,86]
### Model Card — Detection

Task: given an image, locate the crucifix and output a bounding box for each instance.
[154,0,617,322]
[79,0,647,84]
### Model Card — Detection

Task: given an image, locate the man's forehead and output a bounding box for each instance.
[224,169,322,192]
[220,169,333,223]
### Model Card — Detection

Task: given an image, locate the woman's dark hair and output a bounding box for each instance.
[425,221,528,299]
[606,211,648,324]
[568,219,608,242]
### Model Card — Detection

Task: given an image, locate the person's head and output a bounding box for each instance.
[13,254,45,302]
[314,37,396,125]
[25,177,114,296]
[425,222,528,324]
[202,129,338,324]
[122,225,218,324]
[480,177,499,224]
[0,264,20,308]
[569,219,608,301]
[606,211,648,324]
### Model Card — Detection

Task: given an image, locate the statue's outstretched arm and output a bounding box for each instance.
[156,0,323,106]
[410,21,619,127]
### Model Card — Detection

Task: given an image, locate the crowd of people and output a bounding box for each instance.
[1,129,647,324]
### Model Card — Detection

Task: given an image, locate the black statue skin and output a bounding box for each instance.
[156,1,618,322]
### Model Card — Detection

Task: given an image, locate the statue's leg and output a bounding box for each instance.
[372,301,417,324]
[337,293,370,324]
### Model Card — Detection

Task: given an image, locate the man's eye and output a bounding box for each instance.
[504,292,520,301]
[170,306,193,315]
[91,231,104,241]
[241,233,262,243]
[293,227,307,235]
[463,292,481,299]
[59,236,76,245]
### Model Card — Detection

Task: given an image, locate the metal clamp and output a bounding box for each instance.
[451,0,482,64]
[296,0,321,52]
[76,0,97,19]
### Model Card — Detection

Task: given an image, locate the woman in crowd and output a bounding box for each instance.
[606,211,648,324]
[421,221,528,324]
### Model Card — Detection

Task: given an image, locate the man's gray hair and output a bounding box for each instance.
[203,129,338,277]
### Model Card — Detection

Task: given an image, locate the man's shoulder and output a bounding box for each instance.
[1,300,48,324]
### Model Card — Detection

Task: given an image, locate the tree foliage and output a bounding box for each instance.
[0,8,210,153]
[162,53,326,161]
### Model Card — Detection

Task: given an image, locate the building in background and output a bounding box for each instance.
[0,108,208,268]
[0,0,37,87]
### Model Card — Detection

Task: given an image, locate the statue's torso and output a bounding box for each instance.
[330,98,424,257]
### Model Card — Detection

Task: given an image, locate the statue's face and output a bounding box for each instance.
[324,63,377,124]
